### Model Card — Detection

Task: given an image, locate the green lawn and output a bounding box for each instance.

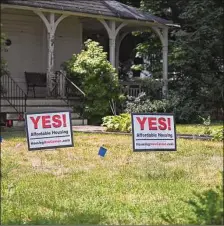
[176,123,222,135]
[1,131,223,225]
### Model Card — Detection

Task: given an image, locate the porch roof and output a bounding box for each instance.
[2,0,173,26]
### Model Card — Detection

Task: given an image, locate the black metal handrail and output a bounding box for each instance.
[53,70,85,98]
[53,70,86,124]
[0,73,27,117]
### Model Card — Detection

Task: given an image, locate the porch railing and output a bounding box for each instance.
[53,70,86,124]
[121,85,145,97]
[53,70,85,98]
[0,73,27,116]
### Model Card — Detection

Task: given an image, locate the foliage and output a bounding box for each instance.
[197,116,223,140]
[62,40,121,124]
[187,185,224,225]
[102,113,131,132]
[198,115,213,135]
[169,0,224,117]
[134,31,162,78]
[124,92,172,114]
[199,115,211,126]
[162,183,224,225]
[123,92,202,123]
[134,77,163,99]
[176,123,223,136]
[212,128,224,141]
[120,0,224,122]
[123,92,205,123]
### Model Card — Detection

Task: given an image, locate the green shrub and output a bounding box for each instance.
[102,113,131,132]
[134,77,163,100]
[212,128,224,141]
[62,40,121,124]
[199,115,213,135]
[123,92,211,124]
[187,185,224,225]
[198,116,223,139]
[124,92,172,114]
[161,184,224,225]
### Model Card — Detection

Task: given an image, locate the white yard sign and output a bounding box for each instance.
[25,111,74,151]
[131,113,176,151]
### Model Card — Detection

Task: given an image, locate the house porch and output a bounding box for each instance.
[1,1,173,126]
[1,5,170,98]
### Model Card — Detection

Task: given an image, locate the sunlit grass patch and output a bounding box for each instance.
[1,131,223,224]
[176,123,222,135]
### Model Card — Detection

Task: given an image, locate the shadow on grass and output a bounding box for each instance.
[1,129,26,140]
[4,197,106,225]
[5,212,104,225]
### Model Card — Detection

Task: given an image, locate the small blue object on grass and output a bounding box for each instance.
[0,136,2,143]
[98,146,107,157]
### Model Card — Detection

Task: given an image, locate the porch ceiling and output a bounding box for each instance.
[2,0,174,27]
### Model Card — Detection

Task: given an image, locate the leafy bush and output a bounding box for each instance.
[187,185,224,225]
[212,128,224,141]
[102,113,131,132]
[161,184,224,225]
[62,40,121,124]
[199,115,213,135]
[135,77,163,100]
[197,116,223,139]
[124,92,212,123]
[124,92,173,114]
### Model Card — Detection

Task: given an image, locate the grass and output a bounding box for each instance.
[1,131,223,225]
[176,123,223,135]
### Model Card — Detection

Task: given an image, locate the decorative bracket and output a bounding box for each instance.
[34,11,68,34]
[151,26,168,48]
[99,20,127,67]
[99,20,127,39]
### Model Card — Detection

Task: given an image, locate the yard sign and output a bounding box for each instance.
[131,113,176,151]
[25,111,74,151]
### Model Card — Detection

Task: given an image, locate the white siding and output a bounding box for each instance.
[1,8,82,97]
[55,16,82,71]
[1,9,44,95]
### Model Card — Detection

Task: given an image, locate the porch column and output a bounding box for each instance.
[99,20,127,69]
[115,32,129,70]
[47,13,55,96]
[34,11,68,96]
[152,26,169,98]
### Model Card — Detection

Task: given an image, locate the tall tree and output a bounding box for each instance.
[125,0,223,121]
[169,0,224,116]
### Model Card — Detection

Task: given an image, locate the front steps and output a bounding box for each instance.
[1,98,81,112]
[1,97,87,127]
[1,113,88,127]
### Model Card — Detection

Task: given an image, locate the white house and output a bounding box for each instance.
[0,0,174,126]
